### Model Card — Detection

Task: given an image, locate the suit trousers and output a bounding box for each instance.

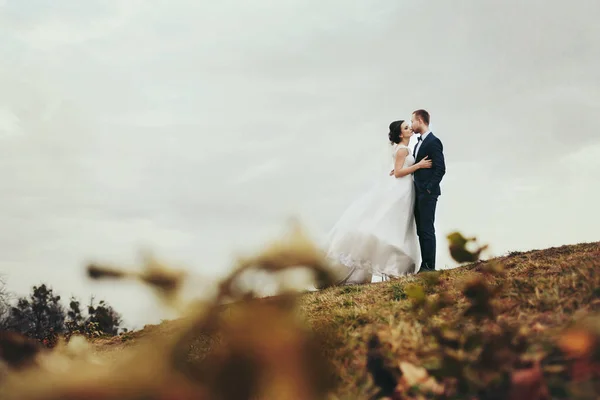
[414,191,438,270]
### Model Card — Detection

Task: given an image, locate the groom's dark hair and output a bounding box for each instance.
[412,109,430,125]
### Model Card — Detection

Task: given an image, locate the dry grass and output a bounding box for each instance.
[1,227,599,399]
[301,241,600,398]
[90,240,600,399]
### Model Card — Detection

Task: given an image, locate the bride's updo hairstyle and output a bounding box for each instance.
[388,120,404,144]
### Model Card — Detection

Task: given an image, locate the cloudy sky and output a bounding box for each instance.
[1,0,599,328]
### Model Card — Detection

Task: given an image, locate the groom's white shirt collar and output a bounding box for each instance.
[420,131,431,141]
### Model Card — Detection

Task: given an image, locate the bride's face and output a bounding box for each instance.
[400,121,414,139]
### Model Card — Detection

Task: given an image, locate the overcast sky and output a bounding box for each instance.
[1,0,599,328]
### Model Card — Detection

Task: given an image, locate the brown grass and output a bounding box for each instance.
[91,241,600,399]
[1,231,599,399]
[301,241,600,398]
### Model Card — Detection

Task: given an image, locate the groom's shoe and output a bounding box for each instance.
[417,264,435,274]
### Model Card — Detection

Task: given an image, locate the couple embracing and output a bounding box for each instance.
[324,109,446,285]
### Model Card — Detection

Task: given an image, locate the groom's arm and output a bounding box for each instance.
[426,139,446,193]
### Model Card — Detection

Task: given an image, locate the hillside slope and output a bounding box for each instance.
[91,240,600,399]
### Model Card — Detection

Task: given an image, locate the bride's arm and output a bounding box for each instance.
[393,151,431,178]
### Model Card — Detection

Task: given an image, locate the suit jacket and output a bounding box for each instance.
[413,132,446,196]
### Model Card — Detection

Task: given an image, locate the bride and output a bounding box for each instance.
[323,120,432,285]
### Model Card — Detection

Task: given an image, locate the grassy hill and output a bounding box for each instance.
[85,240,600,399]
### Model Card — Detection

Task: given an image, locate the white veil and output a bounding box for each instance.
[378,141,396,175]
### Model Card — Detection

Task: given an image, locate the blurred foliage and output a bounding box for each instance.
[364,233,600,399]
[447,231,489,264]
[0,221,338,400]
[0,224,598,400]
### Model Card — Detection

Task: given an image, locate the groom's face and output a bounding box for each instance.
[410,114,422,134]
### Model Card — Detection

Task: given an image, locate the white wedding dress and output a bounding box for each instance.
[325,144,420,284]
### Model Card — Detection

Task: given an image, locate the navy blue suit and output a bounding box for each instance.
[413,132,446,271]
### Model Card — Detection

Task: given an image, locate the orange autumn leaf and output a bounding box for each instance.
[557,326,600,382]
[557,329,596,358]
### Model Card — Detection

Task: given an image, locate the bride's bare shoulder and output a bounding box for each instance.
[394,144,410,155]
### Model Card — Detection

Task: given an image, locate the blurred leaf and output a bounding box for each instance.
[0,331,42,368]
[404,284,426,306]
[420,271,441,290]
[462,276,495,321]
[86,265,127,280]
[508,362,550,400]
[557,322,600,382]
[447,231,489,264]
[366,334,399,399]
[395,361,444,396]
[435,328,462,350]
[558,329,595,359]
[426,292,453,316]
[480,261,505,276]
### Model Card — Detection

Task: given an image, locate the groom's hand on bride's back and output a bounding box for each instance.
[417,156,432,169]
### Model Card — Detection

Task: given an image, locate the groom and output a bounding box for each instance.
[411,109,446,273]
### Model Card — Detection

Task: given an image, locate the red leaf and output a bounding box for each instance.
[508,362,549,400]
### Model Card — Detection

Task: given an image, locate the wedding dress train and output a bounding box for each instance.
[325,144,420,284]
